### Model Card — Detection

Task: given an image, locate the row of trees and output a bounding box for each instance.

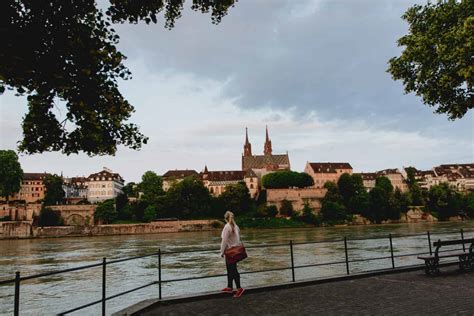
[320,173,474,225]
[94,171,255,224]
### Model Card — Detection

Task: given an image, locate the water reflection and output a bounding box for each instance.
[0,221,473,315]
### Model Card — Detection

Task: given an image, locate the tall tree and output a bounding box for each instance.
[218,182,252,215]
[43,174,65,205]
[0,1,236,155]
[94,199,117,224]
[388,0,474,119]
[139,171,164,202]
[375,176,394,194]
[427,183,462,220]
[164,176,212,218]
[404,167,417,189]
[320,181,348,224]
[0,150,23,201]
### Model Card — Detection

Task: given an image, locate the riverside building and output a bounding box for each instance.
[85,167,124,203]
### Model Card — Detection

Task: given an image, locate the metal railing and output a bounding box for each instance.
[0,228,472,315]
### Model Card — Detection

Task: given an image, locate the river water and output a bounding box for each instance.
[1,221,474,315]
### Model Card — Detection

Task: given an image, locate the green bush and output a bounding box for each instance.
[256,204,278,218]
[262,171,314,189]
[143,205,157,222]
[94,200,117,224]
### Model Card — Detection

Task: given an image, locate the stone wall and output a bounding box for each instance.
[0,203,41,221]
[0,221,33,238]
[0,220,220,239]
[49,205,96,225]
[267,188,327,213]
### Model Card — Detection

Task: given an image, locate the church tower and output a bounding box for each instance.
[264,125,272,156]
[243,127,252,157]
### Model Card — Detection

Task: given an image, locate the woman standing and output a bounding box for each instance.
[220,211,245,298]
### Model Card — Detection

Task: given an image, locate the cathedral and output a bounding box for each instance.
[241,126,291,175]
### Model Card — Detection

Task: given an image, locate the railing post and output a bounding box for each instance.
[14,271,20,316]
[158,249,162,299]
[427,231,432,255]
[289,241,295,282]
[389,234,395,269]
[102,257,106,316]
[344,237,349,275]
[461,228,465,252]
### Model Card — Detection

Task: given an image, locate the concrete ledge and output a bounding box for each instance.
[114,262,461,316]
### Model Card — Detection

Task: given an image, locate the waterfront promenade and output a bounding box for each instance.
[121,266,474,315]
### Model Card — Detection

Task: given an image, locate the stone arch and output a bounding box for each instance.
[66,214,86,226]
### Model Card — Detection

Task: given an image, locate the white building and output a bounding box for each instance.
[85,167,124,203]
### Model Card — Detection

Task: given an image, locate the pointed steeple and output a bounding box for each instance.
[243,127,252,157]
[204,165,209,173]
[264,125,272,155]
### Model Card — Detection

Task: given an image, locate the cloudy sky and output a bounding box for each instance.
[1,0,473,182]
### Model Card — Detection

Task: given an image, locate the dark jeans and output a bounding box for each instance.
[226,262,241,289]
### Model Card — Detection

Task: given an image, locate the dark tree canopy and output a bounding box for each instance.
[218,182,251,215]
[388,0,473,119]
[94,199,117,224]
[0,150,23,201]
[0,0,236,155]
[262,171,314,189]
[43,174,65,205]
[139,171,164,202]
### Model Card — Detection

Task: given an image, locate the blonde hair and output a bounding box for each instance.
[224,211,236,232]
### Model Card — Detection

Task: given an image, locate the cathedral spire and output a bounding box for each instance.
[243,127,252,157]
[264,125,272,155]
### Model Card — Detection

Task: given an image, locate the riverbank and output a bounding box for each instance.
[0,215,470,240]
[0,219,220,240]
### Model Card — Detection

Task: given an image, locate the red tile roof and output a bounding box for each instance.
[308,162,352,174]
[162,170,198,179]
[23,173,48,181]
[202,170,245,182]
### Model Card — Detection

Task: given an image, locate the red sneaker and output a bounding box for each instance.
[221,287,233,293]
[233,288,245,298]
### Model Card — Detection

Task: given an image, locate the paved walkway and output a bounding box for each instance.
[139,268,474,315]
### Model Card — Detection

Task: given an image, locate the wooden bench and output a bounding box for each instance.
[418,238,474,275]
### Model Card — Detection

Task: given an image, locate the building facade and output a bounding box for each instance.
[401,164,474,191]
[85,168,124,203]
[63,177,88,203]
[201,168,259,198]
[433,164,474,191]
[1,173,48,203]
[375,169,408,192]
[304,162,353,188]
[355,172,377,191]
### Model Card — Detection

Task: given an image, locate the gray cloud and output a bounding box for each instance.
[115,0,472,137]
